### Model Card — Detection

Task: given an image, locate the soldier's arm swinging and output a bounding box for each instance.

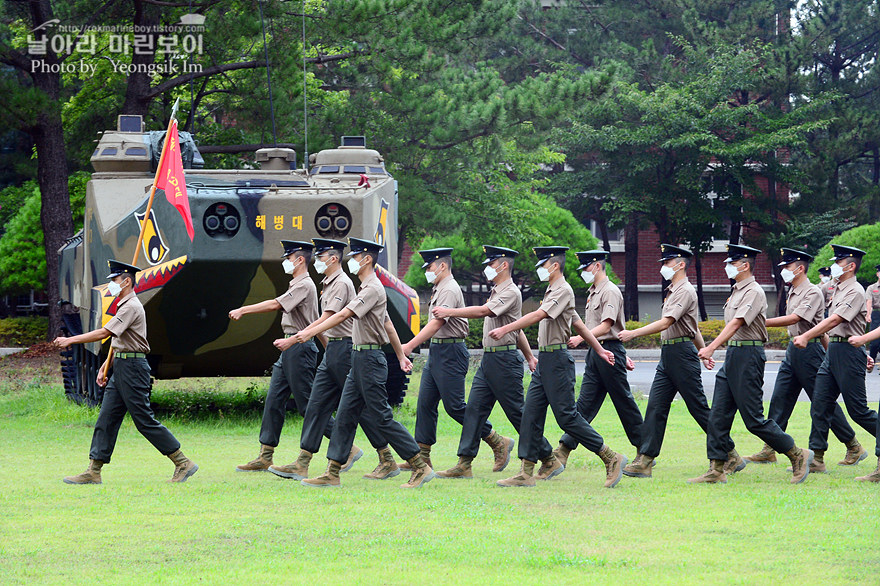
[274,309,335,351]
[53,327,113,349]
[618,316,675,343]
[516,331,538,372]
[697,317,744,361]
[433,304,492,319]
[401,317,446,356]
[765,314,801,328]
[229,299,282,320]
[849,323,880,347]
[384,318,414,374]
[294,308,355,343]
[792,314,844,348]
[488,308,546,340]
[571,317,615,366]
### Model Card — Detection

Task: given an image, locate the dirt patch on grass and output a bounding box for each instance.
[0,348,61,387]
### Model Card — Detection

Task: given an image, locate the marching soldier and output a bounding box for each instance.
[793,245,878,481]
[56,260,198,484]
[399,248,513,472]
[866,265,880,364]
[691,244,814,484]
[617,244,717,478]
[267,238,393,481]
[432,246,558,480]
[745,248,866,471]
[296,238,433,489]
[554,250,643,469]
[490,246,628,488]
[231,241,357,472]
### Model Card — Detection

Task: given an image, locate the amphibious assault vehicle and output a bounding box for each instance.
[59,115,419,406]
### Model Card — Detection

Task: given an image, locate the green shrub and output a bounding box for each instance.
[808,223,880,284]
[618,319,789,349]
[150,380,266,420]
[0,317,48,346]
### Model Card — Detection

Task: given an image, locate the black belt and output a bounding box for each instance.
[353,344,382,351]
[539,344,567,352]
[661,337,693,345]
[485,344,516,353]
[599,339,621,345]
[728,340,763,347]
[431,338,465,344]
[115,352,146,359]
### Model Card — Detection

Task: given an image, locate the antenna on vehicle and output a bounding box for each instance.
[258,0,278,148]
[302,1,309,172]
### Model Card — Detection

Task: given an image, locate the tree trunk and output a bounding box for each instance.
[695,253,708,321]
[623,214,639,320]
[25,0,74,340]
[728,219,740,245]
[120,0,160,117]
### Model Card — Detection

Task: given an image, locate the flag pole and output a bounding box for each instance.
[101,99,180,383]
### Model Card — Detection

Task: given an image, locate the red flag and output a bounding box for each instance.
[155,120,194,241]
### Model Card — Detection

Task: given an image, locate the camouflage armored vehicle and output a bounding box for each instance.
[59,115,419,406]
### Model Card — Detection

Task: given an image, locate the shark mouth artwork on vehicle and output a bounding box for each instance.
[98,255,189,323]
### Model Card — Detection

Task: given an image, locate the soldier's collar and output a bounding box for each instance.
[733,275,756,290]
[836,275,858,291]
[322,269,342,285]
[359,270,379,287]
[116,291,137,307]
[492,278,515,292]
[667,278,688,292]
[289,272,310,286]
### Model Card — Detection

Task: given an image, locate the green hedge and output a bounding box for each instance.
[150,380,266,420]
[621,319,790,349]
[0,317,47,346]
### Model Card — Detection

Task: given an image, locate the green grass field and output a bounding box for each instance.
[1,354,878,585]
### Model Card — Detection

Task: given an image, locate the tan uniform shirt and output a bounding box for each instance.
[723,276,768,342]
[429,275,469,339]
[275,272,319,334]
[584,278,625,342]
[538,278,578,347]
[346,271,390,346]
[661,279,699,341]
[822,281,835,308]
[828,276,867,338]
[785,279,824,337]
[106,292,150,353]
[321,269,355,338]
[868,280,880,312]
[483,279,522,348]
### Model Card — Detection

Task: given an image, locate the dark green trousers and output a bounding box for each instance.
[809,342,878,453]
[640,341,710,458]
[870,310,880,360]
[457,350,553,458]
[327,349,419,463]
[415,342,491,445]
[89,356,180,462]
[770,341,854,443]
[300,339,387,454]
[707,345,795,461]
[561,340,643,451]
[520,349,604,462]
[259,340,320,447]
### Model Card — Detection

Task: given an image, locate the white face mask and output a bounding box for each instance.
[581,269,595,284]
[483,265,498,281]
[830,263,845,279]
[537,266,551,282]
[780,268,796,283]
[425,271,437,284]
[820,276,830,284]
[282,259,295,274]
[659,265,677,281]
[724,263,740,279]
[107,280,122,296]
[348,257,363,274]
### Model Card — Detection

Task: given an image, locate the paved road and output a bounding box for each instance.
[593,358,880,403]
[0,348,25,357]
